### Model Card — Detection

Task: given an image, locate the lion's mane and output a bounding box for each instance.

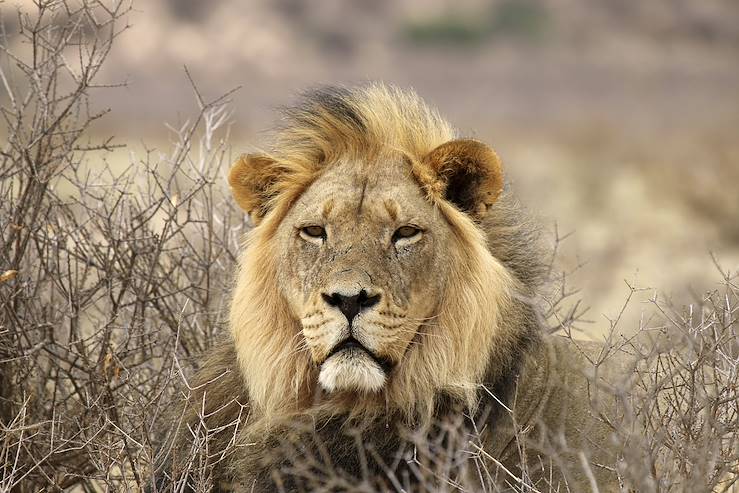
[230,85,543,424]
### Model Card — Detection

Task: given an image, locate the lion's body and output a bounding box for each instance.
[157,84,630,492]
[166,321,628,491]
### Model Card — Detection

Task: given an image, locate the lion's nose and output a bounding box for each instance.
[322,289,380,324]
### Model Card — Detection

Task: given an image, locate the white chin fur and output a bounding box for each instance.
[318,349,386,393]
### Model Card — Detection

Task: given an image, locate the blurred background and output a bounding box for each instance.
[8,0,739,332]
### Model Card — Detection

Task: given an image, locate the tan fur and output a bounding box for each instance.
[227,84,517,427]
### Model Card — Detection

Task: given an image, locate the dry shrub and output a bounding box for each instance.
[0,1,241,489]
[1,2,737,492]
[613,269,739,492]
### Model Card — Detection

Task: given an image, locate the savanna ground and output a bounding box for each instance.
[1,0,738,491]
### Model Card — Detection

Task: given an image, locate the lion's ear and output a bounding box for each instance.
[228,154,280,222]
[415,139,504,218]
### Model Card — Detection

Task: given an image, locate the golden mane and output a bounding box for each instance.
[228,84,525,427]
[268,84,456,200]
[230,84,466,220]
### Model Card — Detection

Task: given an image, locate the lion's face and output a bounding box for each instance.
[228,85,510,415]
[275,159,451,393]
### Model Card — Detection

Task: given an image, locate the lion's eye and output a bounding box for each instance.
[392,225,422,244]
[299,225,326,242]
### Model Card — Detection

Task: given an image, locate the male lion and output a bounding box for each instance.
[156,84,630,492]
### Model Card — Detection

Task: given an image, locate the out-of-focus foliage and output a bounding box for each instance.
[403,1,550,46]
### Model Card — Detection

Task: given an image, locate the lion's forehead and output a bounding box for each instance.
[293,160,431,226]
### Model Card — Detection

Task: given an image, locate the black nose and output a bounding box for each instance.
[322,290,380,324]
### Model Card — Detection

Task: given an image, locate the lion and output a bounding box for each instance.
[155,84,631,492]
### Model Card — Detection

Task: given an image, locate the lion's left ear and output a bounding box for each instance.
[414,139,504,218]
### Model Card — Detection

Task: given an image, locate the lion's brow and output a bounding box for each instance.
[356,178,368,217]
[322,198,334,218]
[383,199,399,221]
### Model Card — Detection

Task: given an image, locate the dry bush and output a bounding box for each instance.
[0,1,241,489]
[1,2,737,492]
[613,269,739,492]
[544,244,739,491]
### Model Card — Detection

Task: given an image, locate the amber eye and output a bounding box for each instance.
[299,225,326,242]
[392,225,422,244]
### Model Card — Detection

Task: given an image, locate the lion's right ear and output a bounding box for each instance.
[228,154,280,222]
